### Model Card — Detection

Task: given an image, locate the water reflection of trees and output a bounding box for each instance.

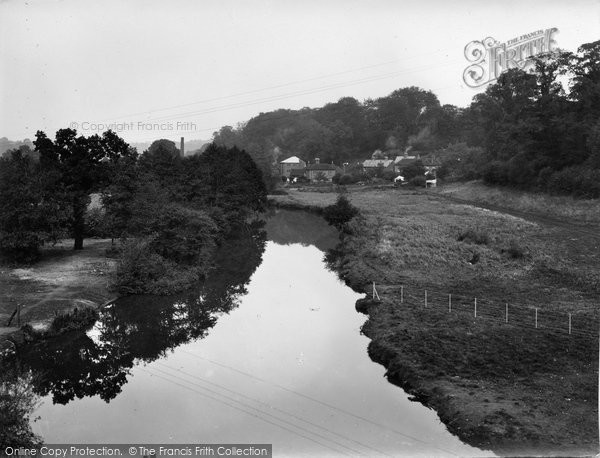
[263,208,338,252]
[11,223,266,405]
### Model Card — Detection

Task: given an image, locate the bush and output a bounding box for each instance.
[483,161,509,185]
[322,194,359,229]
[546,166,600,198]
[401,160,426,181]
[147,205,217,267]
[114,235,209,295]
[504,239,527,259]
[84,207,110,238]
[408,175,426,187]
[339,174,358,185]
[48,307,99,335]
[457,229,490,245]
[114,238,170,294]
[382,170,398,181]
[0,369,43,448]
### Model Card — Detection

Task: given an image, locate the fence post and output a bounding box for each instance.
[505,303,508,323]
[568,313,572,335]
[448,294,452,312]
[400,286,404,303]
[535,308,538,329]
[474,297,477,318]
[425,290,428,307]
[372,282,380,301]
[16,303,21,327]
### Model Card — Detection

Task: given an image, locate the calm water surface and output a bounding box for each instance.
[22,209,489,457]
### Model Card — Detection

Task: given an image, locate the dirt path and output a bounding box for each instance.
[0,239,117,335]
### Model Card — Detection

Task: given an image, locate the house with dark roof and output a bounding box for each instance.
[362,158,393,170]
[305,158,340,182]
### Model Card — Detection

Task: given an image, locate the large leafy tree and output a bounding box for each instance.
[0,149,68,261]
[185,143,267,221]
[33,129,132,250]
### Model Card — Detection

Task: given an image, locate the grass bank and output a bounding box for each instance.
[269,187,599,456]
[438,180,600,225]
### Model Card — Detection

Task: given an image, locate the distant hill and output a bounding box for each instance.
[0,137,34,156]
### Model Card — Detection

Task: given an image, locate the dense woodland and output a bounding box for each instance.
[0,133,266,293]
[213,40,600,197]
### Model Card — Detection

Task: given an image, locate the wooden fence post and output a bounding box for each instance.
[568,313,572,335]
[448,294,452,312]
[16,303,21,327]
[505,303,508,323]
[425,290,428,307]
[372,281,375,300]
[474,298,477,318]
[535,308,538,329]
[400,286,404,303]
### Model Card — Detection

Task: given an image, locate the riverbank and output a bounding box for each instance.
[269,187,599,456]
[0,238,117,347]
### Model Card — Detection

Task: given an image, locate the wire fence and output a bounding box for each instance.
[371,282,599,341]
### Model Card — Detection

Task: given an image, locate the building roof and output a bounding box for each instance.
[422,156,442,166]
[393,155,418,164]
[363,159,393,168]
[306,163,338,171]
[280,155,304,164]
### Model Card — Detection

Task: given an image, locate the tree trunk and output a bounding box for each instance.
[73,199,86,250]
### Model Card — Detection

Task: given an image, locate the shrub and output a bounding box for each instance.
[504,239,526,259]
[114,236,209,295]
[114,238,170,294]
[322,194,359,229]
[401,160,426,181]
[147,205,217,267]
[48,307,99,335]
[483,161,509,185]
[339,174,358,185]
[547,167,600,198]
[408,175,426,187]
[457,229,490,245]
[382,170,398,181]
[0,369,42,448]
[84,207,110,238]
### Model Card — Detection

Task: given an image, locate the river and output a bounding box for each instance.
[17,209,488,457]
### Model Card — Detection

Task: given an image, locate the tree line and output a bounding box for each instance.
[212,40,600,197]
[0,131,267,293]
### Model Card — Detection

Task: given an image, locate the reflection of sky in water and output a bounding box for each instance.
[29,211,492,457]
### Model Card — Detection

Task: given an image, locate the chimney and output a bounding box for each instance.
[315,157,320,164]
[180,137,185,157]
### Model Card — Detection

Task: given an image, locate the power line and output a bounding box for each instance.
[153,361,392,457]
[94,50,455,123]
[139,367,358,456]
[127,60,464,125]
[178,349,461,457]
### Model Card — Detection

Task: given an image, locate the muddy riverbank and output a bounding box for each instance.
[269,188,599,456]
[0,239,117,347]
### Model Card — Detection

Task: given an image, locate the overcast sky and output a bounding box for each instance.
[1,0,599,143]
